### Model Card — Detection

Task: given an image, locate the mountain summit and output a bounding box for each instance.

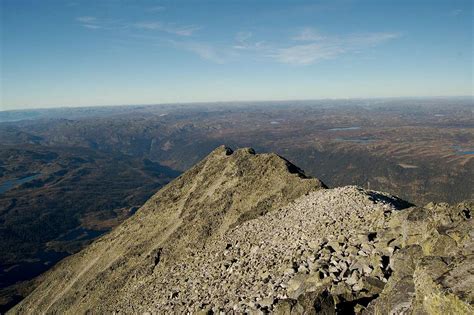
[11,147,472,314]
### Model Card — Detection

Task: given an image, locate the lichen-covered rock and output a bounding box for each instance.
[411,256,472,314]
[365,202,473,315]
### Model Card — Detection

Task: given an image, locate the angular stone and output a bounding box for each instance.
[258,297,274,308]
[326,241,342,253]
[362,276,386,294]
[298,265,309,274]
[345,273,359,286]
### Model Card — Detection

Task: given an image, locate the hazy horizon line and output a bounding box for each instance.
[1,95,473,113]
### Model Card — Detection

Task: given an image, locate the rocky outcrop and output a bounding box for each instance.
[364,202,473,314]
[10,146,473,314]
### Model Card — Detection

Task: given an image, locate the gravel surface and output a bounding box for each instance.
[149,186,404,313]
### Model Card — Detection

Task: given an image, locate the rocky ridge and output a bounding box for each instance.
[10,146,324,314]
[147,186,408,313]
[10,146,473,314]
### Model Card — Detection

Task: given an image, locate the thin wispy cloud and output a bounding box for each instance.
[274,43,344,65]
[235,31,253,43]
[75,15,399,66]
[75,16,119,30]
[135,22,200,36]
[346,32,400,46]
[172,41,235,64]
[450,9,462,16]
[76,16,102,29]
[149,6,165,12]
[76,15,201,36]
[82,24,101,29]
[232,31,267,51]
[76,16,96,23]
[273,31,400,65]
[292,28,325,41]
[134,22,162,30]
[230,29,399,65]
[153,30,399,65]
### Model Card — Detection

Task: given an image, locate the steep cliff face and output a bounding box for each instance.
[11,146,473,314]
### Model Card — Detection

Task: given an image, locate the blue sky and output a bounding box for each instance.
[1,0,472,110]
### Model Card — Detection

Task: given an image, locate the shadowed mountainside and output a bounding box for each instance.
[0,144,180,311]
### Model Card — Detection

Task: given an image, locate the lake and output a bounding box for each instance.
[328,126,361,131]
[0,227,108,289]
[452,146,474,155]
[0,174,40,194]
[335,137,376,144]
